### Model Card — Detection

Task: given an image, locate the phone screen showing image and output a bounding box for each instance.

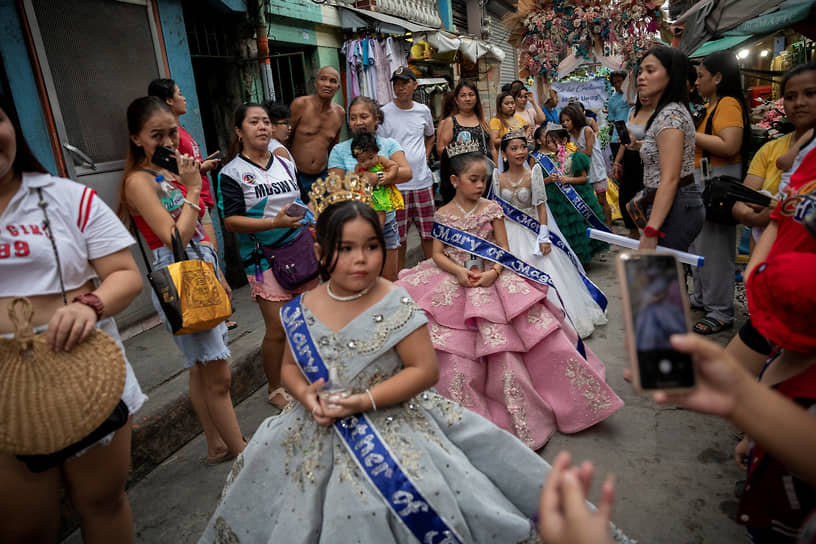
[623,254,694,390]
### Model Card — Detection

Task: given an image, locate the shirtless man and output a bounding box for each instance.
[289,66,345,201]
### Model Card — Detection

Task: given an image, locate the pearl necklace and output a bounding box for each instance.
[453,199,479,218]
[327,280,374,302]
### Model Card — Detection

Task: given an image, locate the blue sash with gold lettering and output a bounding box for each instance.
[486,186,607,311]
[530,151,611,233]
[431,222,587,357]
[280,299,464,544]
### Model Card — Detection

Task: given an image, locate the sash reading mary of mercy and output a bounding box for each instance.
[280,298,465,544]
[530,151,611,234]
[431,222,587,358]
[485,185,608,311]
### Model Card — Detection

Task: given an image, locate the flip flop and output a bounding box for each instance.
[693,317,732,335]
[226,320,238,330]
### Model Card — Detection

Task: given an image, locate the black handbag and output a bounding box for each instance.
[700,100,742,225]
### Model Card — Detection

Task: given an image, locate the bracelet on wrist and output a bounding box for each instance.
[366,389,377,411]
[643,225,665,238]
[73,292,104,321]
[183,199,201,213]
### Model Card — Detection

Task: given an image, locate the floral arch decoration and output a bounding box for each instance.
[505,0,665,80]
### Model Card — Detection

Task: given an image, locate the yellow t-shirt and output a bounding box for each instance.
[489,114,528,138]
[746,132,794,195]
[694,96,745,168]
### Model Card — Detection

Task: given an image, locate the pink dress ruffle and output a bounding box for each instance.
[396,200,622,449]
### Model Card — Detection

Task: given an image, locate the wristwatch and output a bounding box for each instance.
[73,292,104,321]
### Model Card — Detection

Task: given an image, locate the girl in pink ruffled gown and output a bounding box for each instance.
[397,145,622,449]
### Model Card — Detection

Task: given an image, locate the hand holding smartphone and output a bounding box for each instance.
[285,202,309,218]
[151,145,179,175]
[613,120,631,146]
[618,251,695,392]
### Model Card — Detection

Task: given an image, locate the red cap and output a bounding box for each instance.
[746,252,816,353]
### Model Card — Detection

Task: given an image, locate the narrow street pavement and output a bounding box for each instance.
[65,227,748,543]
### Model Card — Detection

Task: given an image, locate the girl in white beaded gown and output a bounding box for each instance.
[494,130,607,338]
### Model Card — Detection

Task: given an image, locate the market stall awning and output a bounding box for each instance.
[413,31,505,63]
[689,35,753,58]
[677,0,815,54]
[338,6,438,34]
[726,0,815,35]
[676,0,785,53]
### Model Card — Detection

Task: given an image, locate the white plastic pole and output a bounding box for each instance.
[586,228,705,267]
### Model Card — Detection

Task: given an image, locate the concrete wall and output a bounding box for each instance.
[0,2,58,175]
[438,0,454,31]
[267,0,323,24]
[155,0,208,156]
[0,1,206,171]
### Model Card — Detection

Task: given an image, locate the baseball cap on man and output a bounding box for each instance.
[746,252,816,353]
[391,66,417,82]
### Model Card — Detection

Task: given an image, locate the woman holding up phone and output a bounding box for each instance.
[219,103,317,410]
[148,79,235,328]
[118,97,244,465]
[148,79,221,236]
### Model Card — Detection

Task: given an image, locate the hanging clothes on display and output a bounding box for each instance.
[341,36,409,107]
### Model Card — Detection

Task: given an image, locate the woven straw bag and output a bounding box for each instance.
[0,297,126,455]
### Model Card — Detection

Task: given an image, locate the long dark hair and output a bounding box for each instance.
[451,80,486,125]
[117,96,174,219]
[495,92,514,130]
[781,62,816,95]
[0,90,47,176]
[147,78,176,102]
[227,102,266,161]
[701,50,751,167]
[781,63,816,140]
[439,150,486,204]
[314,200,385,281]
[559,104,588,131]
[639,46,691,131]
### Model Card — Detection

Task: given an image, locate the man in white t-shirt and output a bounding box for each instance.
[379,66,436,267]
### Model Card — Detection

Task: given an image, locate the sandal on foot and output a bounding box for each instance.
[204,450,234,466]
[693,317,732,335]
[267,386,293,409]
[226,320,238,330]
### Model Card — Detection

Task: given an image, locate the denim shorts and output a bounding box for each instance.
[383,210,400,250]
[151,242,231,368]
[651,185,705,252]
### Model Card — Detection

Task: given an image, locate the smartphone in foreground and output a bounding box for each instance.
[613,120,631,145]
[151,145,179,175]
[618,251,695,391]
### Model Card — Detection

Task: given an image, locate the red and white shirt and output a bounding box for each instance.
[0,172,134,297]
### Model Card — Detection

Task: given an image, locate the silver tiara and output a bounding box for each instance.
[545,122,564,132]
[446,139,481,158]
[501,127,527,142]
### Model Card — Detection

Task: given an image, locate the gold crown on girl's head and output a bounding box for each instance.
[309,172,374,215]
[446,139,481,158]
[501,127,527,142]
